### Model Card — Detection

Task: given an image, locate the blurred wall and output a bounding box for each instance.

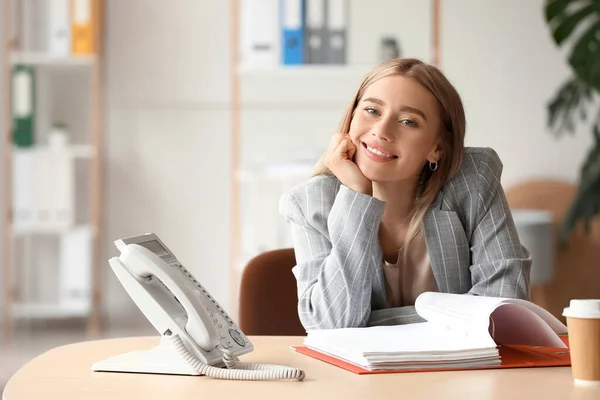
[441,0,593,186]
[102,0,233,326]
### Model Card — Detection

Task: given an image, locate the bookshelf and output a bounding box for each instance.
[238,63,370,76]
[10,51,96,66]
[229,0,441,317]
[1,0,104,339]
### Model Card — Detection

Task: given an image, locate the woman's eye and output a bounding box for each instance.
[365,107,380,116]
[400,119,417,127]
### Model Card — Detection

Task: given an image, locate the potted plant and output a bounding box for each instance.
[544,0,600,243]
[49,120,69,148]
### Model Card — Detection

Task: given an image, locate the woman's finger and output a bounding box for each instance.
[328,132,344,152]
[334,138,351,161]
[347,140,357,160]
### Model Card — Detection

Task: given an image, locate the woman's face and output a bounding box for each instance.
[349,75,443,184]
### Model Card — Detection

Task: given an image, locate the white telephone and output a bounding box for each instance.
[92,233,305,381]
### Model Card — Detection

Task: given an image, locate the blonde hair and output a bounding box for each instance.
[312,58,466,255]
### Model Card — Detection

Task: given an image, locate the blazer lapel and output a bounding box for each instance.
[422,193,471,294]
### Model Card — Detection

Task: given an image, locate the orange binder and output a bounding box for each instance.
[292,336,571,375]
[71,0,95,54]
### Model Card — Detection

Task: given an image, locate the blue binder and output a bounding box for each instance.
[281,0,305,65]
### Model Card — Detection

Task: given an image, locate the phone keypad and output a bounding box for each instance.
[173,262,236,328]
[219,333,233,350]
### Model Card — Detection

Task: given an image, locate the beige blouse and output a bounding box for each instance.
[382,231,438,307]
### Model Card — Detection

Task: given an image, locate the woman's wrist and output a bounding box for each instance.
[351,185,373,196]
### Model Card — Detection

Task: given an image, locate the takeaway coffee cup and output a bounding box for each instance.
[563,299,600,386]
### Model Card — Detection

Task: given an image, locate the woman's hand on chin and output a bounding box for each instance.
[324,133,372,195]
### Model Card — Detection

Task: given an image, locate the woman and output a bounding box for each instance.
[279,58,531,330]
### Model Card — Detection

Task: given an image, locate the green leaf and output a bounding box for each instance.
[548,1,600,244]
[545,0,575,24]
[560,123,600,243]
[547,76,594,137]
[568,19,600,92]
[552,3,595,45]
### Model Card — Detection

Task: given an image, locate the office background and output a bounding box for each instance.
[0,0,597,389]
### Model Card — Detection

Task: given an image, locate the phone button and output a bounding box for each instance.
[228,328,246,346]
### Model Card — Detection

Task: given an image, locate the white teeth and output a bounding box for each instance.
[366,145,393,158]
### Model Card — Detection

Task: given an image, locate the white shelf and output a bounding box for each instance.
[11,223,96,237]
[70,144,95,158]
[11,302,89,319]
[238,63,372,77]
[240,65,368,105]
[13,144,95,158]
[10,52,96,67]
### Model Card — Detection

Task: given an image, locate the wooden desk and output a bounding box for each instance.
[3,336,600,400]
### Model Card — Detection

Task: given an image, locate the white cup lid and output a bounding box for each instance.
[563,299,600,319]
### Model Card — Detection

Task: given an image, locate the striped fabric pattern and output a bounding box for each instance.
[279,147,531,330]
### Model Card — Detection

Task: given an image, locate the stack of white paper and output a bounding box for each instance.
[305,322,500,371]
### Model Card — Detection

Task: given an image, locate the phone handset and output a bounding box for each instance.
[120,244,219,351]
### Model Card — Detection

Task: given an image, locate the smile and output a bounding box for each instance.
[362,143,398,159]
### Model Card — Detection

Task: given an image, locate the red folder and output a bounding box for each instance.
[292,336,571,375]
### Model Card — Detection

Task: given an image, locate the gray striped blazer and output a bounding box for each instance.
[279,147,531,330]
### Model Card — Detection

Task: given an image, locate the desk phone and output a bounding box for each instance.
[92,233,304,381]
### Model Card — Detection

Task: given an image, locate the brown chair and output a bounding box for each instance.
[238,248,306,336]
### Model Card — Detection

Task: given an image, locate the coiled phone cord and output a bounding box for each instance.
[169,334,305,381]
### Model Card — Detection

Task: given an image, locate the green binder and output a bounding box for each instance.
[11,64,36,147]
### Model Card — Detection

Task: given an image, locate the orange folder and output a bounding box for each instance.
[292,336,571,375]
[71,0,95,54]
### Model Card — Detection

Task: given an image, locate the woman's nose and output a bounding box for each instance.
[371,119,394,142]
